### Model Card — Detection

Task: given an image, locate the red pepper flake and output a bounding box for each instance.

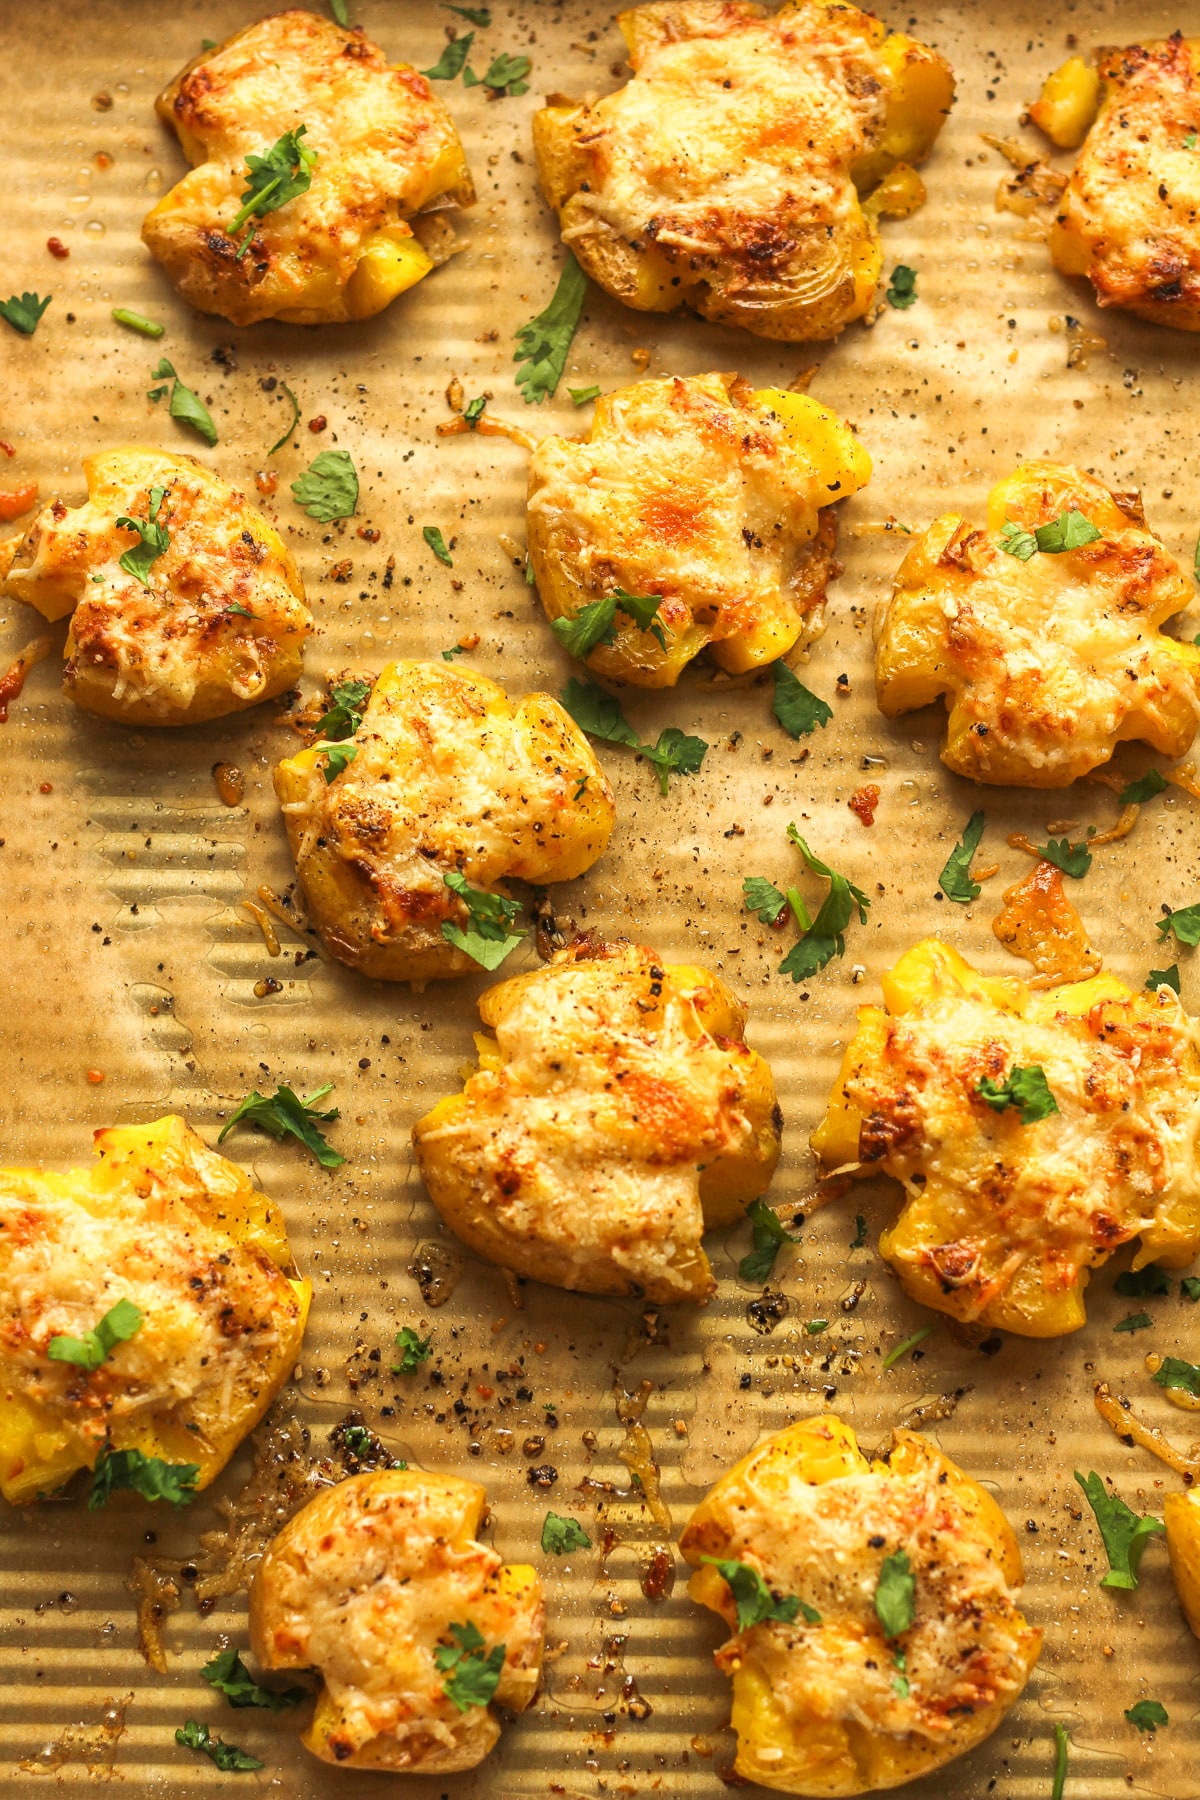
[356,525,381,543]
[254,470,279,497]
[0,480,39,522]
[86,1068,105,1085]
[307,414,328,433]
[39,782,53,794]
[848,783,880,827]
[94,151,114,171]
[0,637,52,722]
[476,1384,494,1400]
[46,237,70,260]
[0,442,14,458]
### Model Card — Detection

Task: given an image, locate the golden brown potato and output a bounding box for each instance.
[0,1116,310,1506]
[1166,1488,1200,1638]
[273,661,615,985]
[811,939,1200,1338]
[1046,36,1200,329]
[680,1415,1041,1795]
[5,448,312,726]
[143,10,474,326]
[411,937,782,1302]
[533,0,953,342]
[875,461,1200,787]
[528,375,871,687]
[249,1469,543,1772]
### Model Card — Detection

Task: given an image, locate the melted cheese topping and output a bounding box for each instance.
[413,941,775,1302]
[527,373,867,679]
[275,661,613,980]
[876,461,1200,786]
[0,1123,299,1448]
[1051,36,1200,329]
[143,9,472,325]
[842,973,1200,1324]
[251,1471,543,1771]
[5,448,312,724]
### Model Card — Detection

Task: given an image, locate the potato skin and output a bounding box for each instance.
[143,9,474,326]
[1049,36,1200,330]
[412,937,782,1303]
[533,0,953,342]
[811,939,1200,1337]
[249,1469,544,1772]
[528,374,871,687]
[5,447,312,726]
[875,460,1200,787]
[0,1116,310,1505]
[274,661,614,985]
[680,1415,1041,1796]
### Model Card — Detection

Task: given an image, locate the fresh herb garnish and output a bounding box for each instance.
[560,676,707,795]
[464,51,531,96]
[218,1083,344,1169]
[1120,769,1167,805]
[112,307,164,338]
[742,876,789,926]
[1037,836,1092,879]
[1157,902,1200,948]
[442,869,525,969]
[292,450,358,522]
[938,810,986,903]
[891,1646,910,1698]
[738,1199,792,1283]
[328,0,351,23]
[976,1065,1059,1124]
[885,264,917,309]
[1000,509,1101,559]
[391,1326,433,1375]
[806,1319,829,1335]
[47,1298,143,1371]
[514,253,588,405]
[551,589,667,659]
[446,3,491,22]
[201,1646,307,1711]
[1114,1312,1152,1333]
[0,292,51,335]
[442,644,466,660]
[315,678,371,742]
[1125,1699,1169,1732]
[423,525,453,566]
[175,1720,263,1772]
[422,33,475,82]
[1051,1721,1069,1800]
[1182,1277,1200,1301]
[1074,1470,1165,1589]
[115,485,170,586]
[463,394,488,426]
[1152,1356,1200,1396]
[771,662,832,738]
[89,1447,200,1510]
[228,126,317,259]
[541,1512,592,1554]
[340,1424,374,1457]
[772,826,870,983]
[851,1214,868,1249]
[312,741,358,781]
[873,1549,915,1637]
[882,1325,933,1370]
[1114,1265,1171,1298]
[568,384,601,406]
[1147,964,1181,994]
[149,358,218,445]
[435,1621,506,1712]
[268,381,300,455]
[700,1557,814,1631]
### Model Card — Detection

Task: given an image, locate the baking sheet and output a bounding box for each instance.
[2,0,1200,1793]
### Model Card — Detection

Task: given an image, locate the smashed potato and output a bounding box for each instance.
[1046,36,1200,329]
[681,1415,1041,1796]
[0,1116,310,1505]
[527,373,871,686]
[875,461,1200,787]
[273,661,614,984]
[812,939,1200,1337]
[1165,1488,1200,1639]
[249,1469,543,1772]
[144,9,474,326]
[412,937,782,1302]
[5,448,312,726]
[533,0,953,341]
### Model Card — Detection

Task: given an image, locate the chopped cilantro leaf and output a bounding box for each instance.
[176,1720,262,1772]
[851,1214,868,1249]
[89,1447,200,1510]
[422,32,474,80]
[464,51,531,96]
[328,0,351,22]
[201,1646,307,1711]
[1074,1470,1165,1588]
[938,810,986,903]
[442,644,467,660]
[771,662,832,738]
[1182,1277,1200,1301]
[806,1319,829,1335]
[1035,508,1102,552]
[1152,1356,1200,1397]
[568,384,601,405]
[0,292,51,335]
[1114,1312,1152,1333]
[541,1512,592,1554]
[976,1064,1058,1124]
[150,357,217,445]
[446,3,491,22]
[1051,1722,1069,1800]
[998,519,1038,560]
[552,589,666,659]
[559,676,706,794]
[885,264,917,309]
[228,126,317,259]
[1147,964,1181,994]
[112,307,164,338]
[292,450,358,522]
[218,1083,344,1169]
[115,485,170,585]
[391,1326,433,1375]
[424,525,453,566]
[315,677,371,742]
[774,826,870,982]
[514,254,588,404]
[1125,1699,1168,1732]
[700,1556,811,1631]
[442,869,525,970]
[1120,769,1168,805]
[873,1549,915,1637]
[1157,902,1200,948]
[47,1298,143,1371]
[882,1325,933,1370]
[463,394,488,425]
[738,1199,792,1283]
[1037,836,1092,879]
[268,381,300,455]
[311,740,359,781]
[436,1622,506,1712]
[743,876,789,926]
[1113,1265,1171,1298]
